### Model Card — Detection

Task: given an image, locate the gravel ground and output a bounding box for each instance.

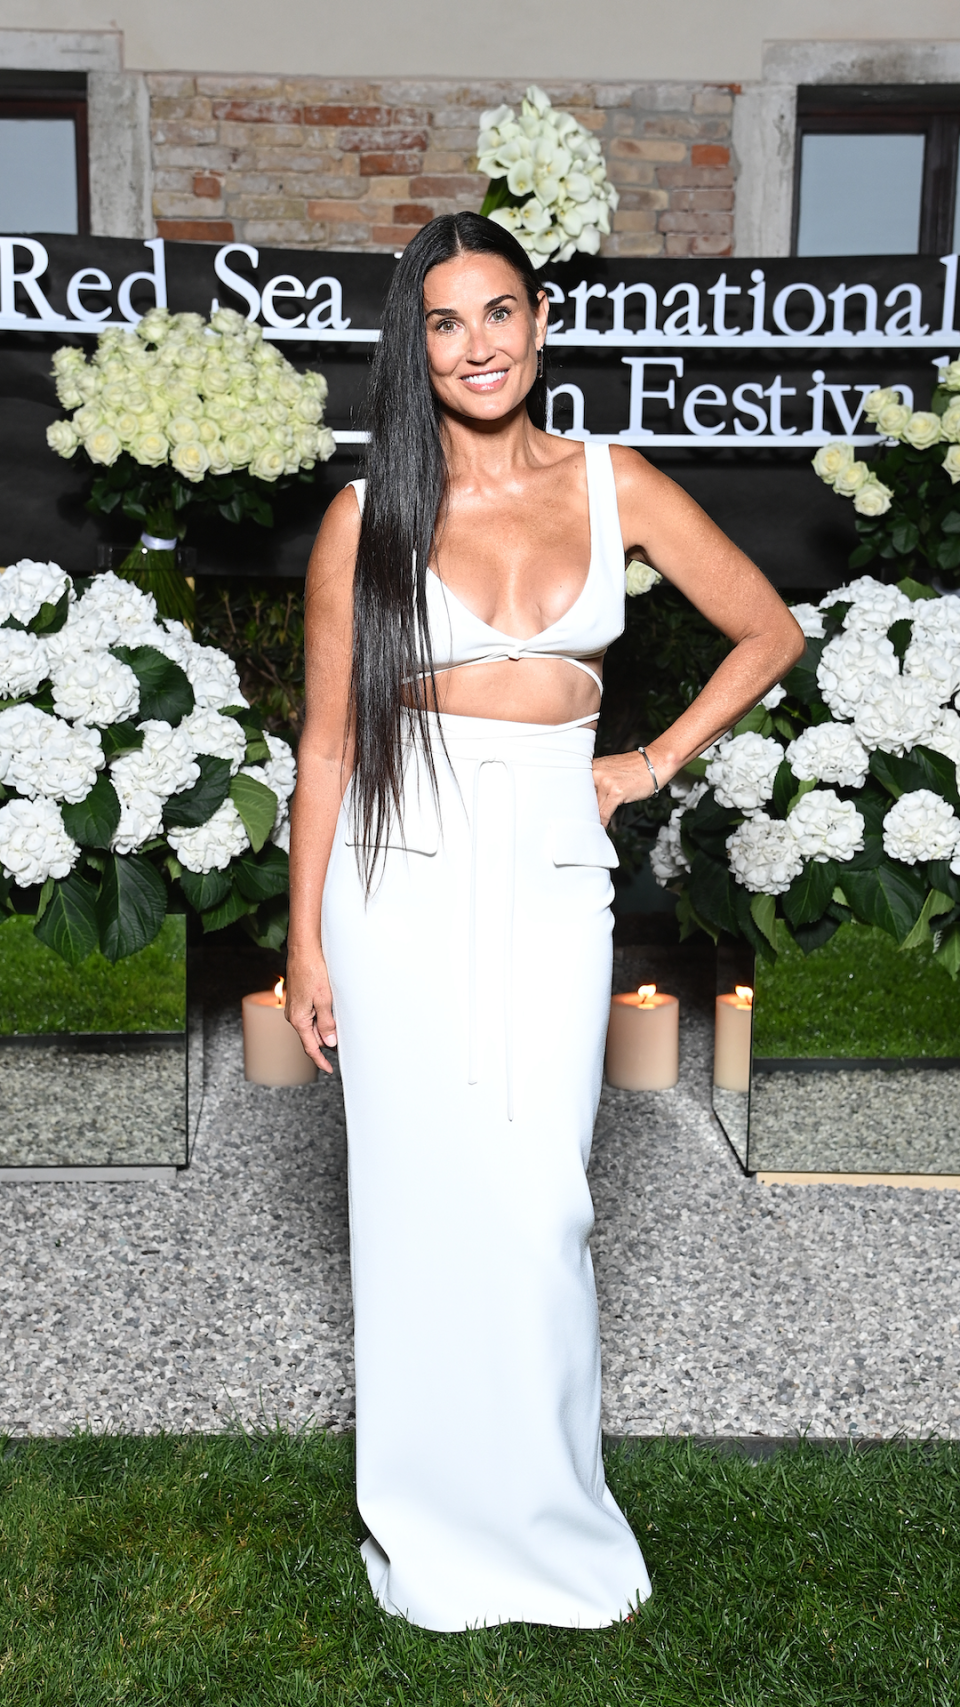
[747,1065,960,1174]
[0,944,958,1440]
[0,1044,186,1169]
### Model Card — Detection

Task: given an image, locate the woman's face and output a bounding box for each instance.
[423,252,548,423]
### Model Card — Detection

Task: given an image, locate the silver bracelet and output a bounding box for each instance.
[637,744,660,795]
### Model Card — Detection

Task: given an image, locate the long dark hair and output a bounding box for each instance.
[350,211,547,883]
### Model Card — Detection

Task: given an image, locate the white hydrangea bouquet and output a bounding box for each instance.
[651,574,960,978]
[46,305,335,623]
[477,85,618,265]
[0,560,295,966]
[813,361,960,589]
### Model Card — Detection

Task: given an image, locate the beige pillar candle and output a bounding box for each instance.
[714,986,754,1092]
[242,978,318,1086]
[606,984,680,1091]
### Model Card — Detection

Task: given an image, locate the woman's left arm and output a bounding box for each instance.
[592,446,806,827]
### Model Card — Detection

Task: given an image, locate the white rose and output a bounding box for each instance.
[46,419,80,458]
[788,602,826,640]
[649,809,690,885]
[787,788,865,863]
[0,629,48,699]
[811,441,854,485]
[853,477,894,518]
[50,650,140,726]
[84,426,122,467]
[0,796,79,887]
[170,440,211,483]
[942,359,960,391]
[944,446,960,485]
[786,722,870,788]
[863,387,899,422]
[250,445,286,482]
[132,430,170,468]
[902,411,942,451]
[625,559,661,596]
[939,402,960,443]
[833,460,871,497]
[180,706,247,773]
[882,788,960,865]
[168,798,249,873]
[853,675,940,756]
[817,629,899,720]
[0,559,71,628]
[111,719,199,801]
[877,402,912,438]
[706,731,783,812]
[726,813,804,895]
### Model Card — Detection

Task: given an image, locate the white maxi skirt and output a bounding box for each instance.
[322,712,651,1631]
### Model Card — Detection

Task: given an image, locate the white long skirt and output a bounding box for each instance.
[322,712,651,1631]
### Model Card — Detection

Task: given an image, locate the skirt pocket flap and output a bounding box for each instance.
[550,819,619,869]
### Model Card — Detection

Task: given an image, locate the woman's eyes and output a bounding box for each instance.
[432,307,512,334]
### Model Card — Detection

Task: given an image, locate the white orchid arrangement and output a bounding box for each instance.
[651,575,960,977]
[45,306,335,622]
[813,361,960,587]
[0,561,295,966]
[477,85,618,266]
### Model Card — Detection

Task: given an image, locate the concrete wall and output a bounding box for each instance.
[0,1,957,80]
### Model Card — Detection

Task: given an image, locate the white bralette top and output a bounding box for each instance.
[347,440,626,697]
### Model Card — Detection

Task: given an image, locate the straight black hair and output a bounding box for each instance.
[350,211,547,886]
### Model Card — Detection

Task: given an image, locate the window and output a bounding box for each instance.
[0,71,88,236]
[794,85,960,257]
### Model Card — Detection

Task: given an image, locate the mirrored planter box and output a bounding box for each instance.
[712,925,960,1179]
[0,913,199,1176]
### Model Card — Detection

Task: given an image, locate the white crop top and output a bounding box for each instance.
[347,440,626,698]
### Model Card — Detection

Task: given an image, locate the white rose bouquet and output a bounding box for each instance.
[812,360,960,590]
[652,574,960,978]
[0,560,295,966]
[477,85,618,266]
[46,306,335,623]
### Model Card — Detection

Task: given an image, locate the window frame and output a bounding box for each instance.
[0,73,89,237]
[792,85,960,257]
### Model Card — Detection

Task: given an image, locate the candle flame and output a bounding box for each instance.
[735,985,753,1006]
[637,983,657,1005]
[274,977,285,1005]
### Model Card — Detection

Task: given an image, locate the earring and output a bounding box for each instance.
[536,345,544,379]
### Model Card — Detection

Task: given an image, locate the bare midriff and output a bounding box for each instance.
[403,652,605,727]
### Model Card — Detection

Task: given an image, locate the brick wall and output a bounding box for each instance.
[149,76,735,258]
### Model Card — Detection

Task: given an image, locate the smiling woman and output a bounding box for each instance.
[284,211,803,1633]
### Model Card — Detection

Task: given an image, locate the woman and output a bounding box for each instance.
[287,212,803,1631]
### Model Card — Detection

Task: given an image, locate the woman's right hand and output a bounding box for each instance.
[285,946,338,1074]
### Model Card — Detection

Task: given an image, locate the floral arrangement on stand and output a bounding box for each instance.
[650,575,960,978]
[0,560,295,966]
[45,306,335,622]
[476,85,619,265]
[813,361,960,588]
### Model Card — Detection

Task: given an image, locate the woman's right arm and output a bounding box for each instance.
[285,486,361,1072]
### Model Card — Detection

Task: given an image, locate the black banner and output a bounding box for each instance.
[0,234,957,586]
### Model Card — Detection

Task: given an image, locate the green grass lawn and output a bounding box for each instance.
[0,914,186,1035]
[0,1430,956,1705]
[754,923,960,1059]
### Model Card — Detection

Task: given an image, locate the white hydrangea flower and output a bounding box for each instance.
[154,620,245,709]
[0,796,79,887]
[788,602,826,640]
[668,774,707,807]
[817,629,899,720]
[168,798,249,872]
[853,675,940,756]
[242,733,296,804]
[762,683,786,710]
[786,722,870,788]
[271,814,291,854]
[649,809,690,885]
[925,708,960,786]
[180,706,247,773]
[705,731,783,812]
[910,593,960,650]
[49,650,140,726]
[0,559,71,628]
[787,788,865,863]
[882,788,960,865]
[903,634,960,704]
[0,629,48,698]
[110,719,199,802]
[0,703,103,803]
[110,781,165,855]
[824,576,912,636]
[726,812,804,895]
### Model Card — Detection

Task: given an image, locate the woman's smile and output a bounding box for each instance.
[460,368,509,391]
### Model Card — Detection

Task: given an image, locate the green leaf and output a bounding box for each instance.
[32,872,100,966]
[937,535,960,572]
[242,898,290,951]
[59,773,121,850]
[942,509,960,535]
[772,759,797,819]
[749,891,778,949]
[786,777,817,816]
[228,772,278,854]
[733,884,776,964]
[178,865,232,913]
[676,886,717,944]
[890,518,920,556]
[792,914,841,956]
[927,858,960,903]
[96,720,144,760]
[97,853,167,962]
[689,850,739,936]
[840,859,927,944]
[887,617,913,664]
[781,858,838,928]
[897,575,939,600]
[232,843,290,904]
[848,541,877,570]
[732,704,773,737]
[200,885,256,933]
[163,756,232,829]
[112,644,194,725]
[26,585,71,636]
[933,920,960,979]
[682,790,742,862]
[900,886,956,952]
[781,637,825,706]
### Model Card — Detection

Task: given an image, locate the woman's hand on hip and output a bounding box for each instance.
[285,946,338,1074]
[592,750,659,828]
